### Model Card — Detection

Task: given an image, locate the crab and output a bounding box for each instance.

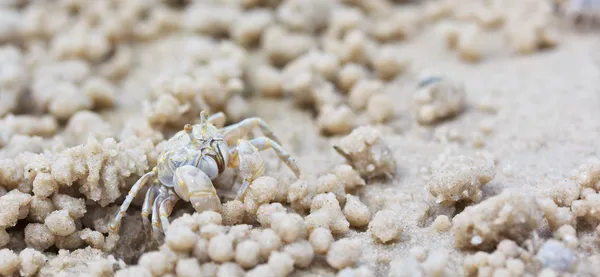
[108,111,301,237]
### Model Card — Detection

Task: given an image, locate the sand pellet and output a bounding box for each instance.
[369,209,403,243]
[208,234,235,263]
[0,249,19,277]
[309,227,334,255]
[284,240,314,268]
[257,203,286,227]
[138,251,175,276]
[327,238,362,270]
[45,210,76,237]
[222,200,245,226]
[193,238,210,263]
[268,251,295,276]
[18,248,46,277]
[217,262,245,277]
[24,223,55,250]
[255,228,282,260]
[52,194,86,219]
[367,94,394,123]
[235,240,261,269]
[175,258,202,277]
[349,79,383,111]
[432,215,452,232]
[337,63,367,93]
[317,104,356,136]
[271,212,308,243]
[343,194,371,227]
[246,264,276,277]
[166,225,199,253]
[200,224,227,241]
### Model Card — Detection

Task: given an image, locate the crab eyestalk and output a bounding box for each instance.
[184,124,195,143]
[200,111,208,131]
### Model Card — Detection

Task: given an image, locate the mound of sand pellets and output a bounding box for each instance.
[1,0,600,276]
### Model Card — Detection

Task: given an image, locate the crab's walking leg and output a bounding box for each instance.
[159,193,180,233]
[235,178,255,202]
[220,117,282,145]
[108,170,157,233]
[208,112,227,128]
[248,137,301,178]
[141,182,158,229]
[151,188,168,238]
[229,140,265,201]
[230,138,302,201]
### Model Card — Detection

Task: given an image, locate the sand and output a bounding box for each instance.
[1,0,600,276]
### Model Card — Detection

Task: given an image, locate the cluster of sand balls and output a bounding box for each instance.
[463,239,532,277]
[570,157,600,190]
[71,0,416,136]
[463,234,580,277]
[0,0,566,132]
[571,188,600,227]
[0,248,46,277]
[142,41,251,129]
[112,208,371,276]
[0,114,58,149]
[389,246,451,277]
[426,153,496,205]
[0,246,125,277]
[238,0,416,135]
[451,189,546,251]
[0,133,160,255]
[0,188,106,252]
[430,0,560,62]
[0,0,141,122]
[30,60,116,120]
[0,45,28,118]
[443,154,600,276]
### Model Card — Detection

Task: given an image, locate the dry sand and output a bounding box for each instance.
[1,0,600,276]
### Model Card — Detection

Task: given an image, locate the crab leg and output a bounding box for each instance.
[141,182,159,228]
[151,189,168,238]
[230,137,302,201]
[109,170,157,233]
[220,117,282,146]
[207,112,227,128]
[246,137,301,178]
[235,176,254,202]
[159,193,180,233]
[229,139,265,201]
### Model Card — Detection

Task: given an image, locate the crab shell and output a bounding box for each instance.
[156,123,229,203]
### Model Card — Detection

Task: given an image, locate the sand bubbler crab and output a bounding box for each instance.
[108,111,301,237]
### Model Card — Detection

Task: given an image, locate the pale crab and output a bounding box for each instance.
[108,111,301,237]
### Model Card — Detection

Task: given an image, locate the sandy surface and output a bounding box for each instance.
[260,32,600,276]
[2,0,600,276]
